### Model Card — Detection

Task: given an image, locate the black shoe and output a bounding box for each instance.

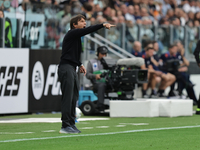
[158,92,167,98]
[196,111,200,115]
[71,125,81,133]
[59,126,79,134]
[168,91,176,97]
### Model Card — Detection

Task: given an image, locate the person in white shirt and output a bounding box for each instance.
[125,5,136,24]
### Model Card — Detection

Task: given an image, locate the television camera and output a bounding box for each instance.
[96,57,148,100]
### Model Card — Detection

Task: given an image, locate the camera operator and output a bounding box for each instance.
[86,46,108,111]
[159,44,198,104]
[142,47,176,98]
[193,40,200,114]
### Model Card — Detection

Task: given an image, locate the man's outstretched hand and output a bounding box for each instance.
[103,23,116,29]
[80,65,86,76]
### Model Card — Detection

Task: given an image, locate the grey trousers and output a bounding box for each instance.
[58,64,79,128]
[93,82,106,106]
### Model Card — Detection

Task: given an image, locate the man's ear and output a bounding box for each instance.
[73,23,77,28]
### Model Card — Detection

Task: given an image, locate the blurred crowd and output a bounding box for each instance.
[0,0,200,51]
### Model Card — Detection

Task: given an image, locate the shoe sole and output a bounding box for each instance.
[59,130,79,134]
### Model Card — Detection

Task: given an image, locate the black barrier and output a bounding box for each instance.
[29,49,61,113]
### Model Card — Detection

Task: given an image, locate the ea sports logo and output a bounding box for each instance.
[32,61,44,100]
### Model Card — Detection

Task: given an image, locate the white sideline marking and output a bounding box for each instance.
[0,118,109,123]
[80,127,93,129]
[1,125,200,143]
[119,123,149,126]
[115,125,126,127]
[42,130,56,133]
[96,126,109,128]
[0,132,34,135]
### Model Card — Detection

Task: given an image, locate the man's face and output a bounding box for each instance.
[0,11,3,18]
[146,49,154,57]
[73,18,86,29]
[98,53,107,60]
[169,46,178,55]
[134,43,141,52]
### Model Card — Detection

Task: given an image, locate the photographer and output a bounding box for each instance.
[86,46,108,111]
[159,44,198,103]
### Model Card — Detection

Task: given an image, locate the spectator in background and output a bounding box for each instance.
[193,40,200,114]
[16,0,32,14]
[110,8,117,18]
[159,16,170,25]
[125,5,136,24]
[162,0,172,16]
[61,4,71,28]
[152,40,160,61]
[102,6,112,21]
[188,11,195,22]
[131,41,142,57]
[140,6,155,24]
[82,2,93,20]
[116,10,123,17]
[120,3,128,16]
[166,9,174,20]
[92,4,102,18]
[118,15,125,24]
[142,47,160,98]
[126,20,138,41]
[134,4,142,20]
[0,9,13,48]
[194,11,200,22]
[132,0,140,5]
[182,0,197,13]
[175,8,187,26]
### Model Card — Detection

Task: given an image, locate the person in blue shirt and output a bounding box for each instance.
[142,47,176,98]
[159,43,198,103]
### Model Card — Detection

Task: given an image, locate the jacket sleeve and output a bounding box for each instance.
[68,24,104,39]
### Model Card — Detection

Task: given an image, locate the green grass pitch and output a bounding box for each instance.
[0,113,200,150]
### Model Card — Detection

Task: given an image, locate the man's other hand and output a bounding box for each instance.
[80,65,86,76]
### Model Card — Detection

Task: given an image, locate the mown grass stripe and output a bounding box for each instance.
[1,125,200,143]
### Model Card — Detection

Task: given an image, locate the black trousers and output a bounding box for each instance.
[58,64,79,128]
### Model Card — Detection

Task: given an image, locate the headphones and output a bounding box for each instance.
[96,46,108,56]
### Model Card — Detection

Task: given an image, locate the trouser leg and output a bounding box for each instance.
[197,94,200,108]
[58,64,78,128]
[94,82,106,106]
[70,73,79,125]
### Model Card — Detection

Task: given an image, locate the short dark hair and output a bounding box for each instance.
[83,2,93,12]
[70,14,86,29]
[146,46,154,51]
[169,44,177,49]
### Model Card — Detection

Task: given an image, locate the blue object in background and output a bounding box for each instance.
[78,90,98,107]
